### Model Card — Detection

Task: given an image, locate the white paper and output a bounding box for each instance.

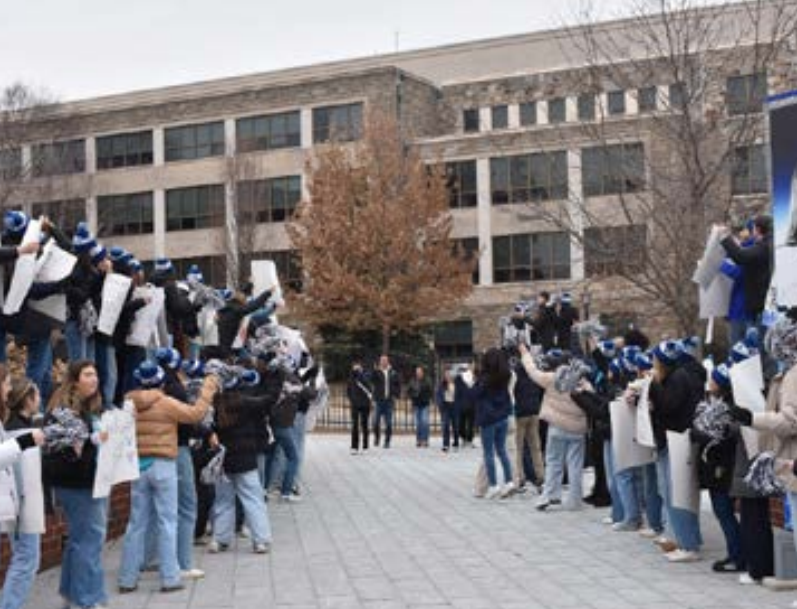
[34,240,76,282]
[3,219,41,315]
[635,378,656,448]
[699,274,733,319]
[126,286,165,347]
[97,273,132,336]
[730,354,766,413]
[18,447,44,534]
[198,304,219,346]
[28,294,67,322]
[692,227,727,289]
[667,429,701,514]
[251,260,280,301]
[610,400,656,471]
[740,427,760,458]
[93,406,140,499]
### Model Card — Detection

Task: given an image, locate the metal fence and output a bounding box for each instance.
[314,383,443,433]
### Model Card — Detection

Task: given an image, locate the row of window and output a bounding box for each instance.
[446,142,765,208]
[15,103,363,179]
[464,73,767,133]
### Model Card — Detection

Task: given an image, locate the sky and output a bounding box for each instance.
[1,0,731,102]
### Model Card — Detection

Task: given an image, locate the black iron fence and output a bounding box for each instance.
[314,383,443,433]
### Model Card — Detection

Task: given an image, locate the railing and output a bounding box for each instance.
[313,383,443,433]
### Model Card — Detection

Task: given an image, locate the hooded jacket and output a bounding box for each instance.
[521,352,587,434]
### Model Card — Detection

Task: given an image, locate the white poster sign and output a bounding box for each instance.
[28,294,67,322]
[692,226,727,289]
[667,429,701,514]
[635,378,656,448]
[3,219,41,315]
[93,405,139,499]
[730,354,766,413]
[699,274,733,319]
[251,260,280,301]
[610,400,656,471]
[126,286,165,347]
[18,447,44,534]
[97,273,133,336]
[198,304,219,347]
[34,240,76,282]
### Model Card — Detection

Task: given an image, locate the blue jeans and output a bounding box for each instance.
[373,400,394,447]
[292,411,307,486]
[264,427,299,496]
[414,406,430,444]
[55,487,108,608]
[710,489,742,564]
[0,531,40,609]
[656,447,702,551]
[640,462,664,532]
[481,418,512,487]
[603,440,626,524]
[212,470,271,545]
[25,335,52,407]
[94,339,117,409]
[122,346,147,394]
[177,447,197,570]
[439,403,458,449]
[542,426,586,509]
[118,459,181,589]
[65,319,95,362]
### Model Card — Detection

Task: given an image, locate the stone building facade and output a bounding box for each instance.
[2,1,791,358]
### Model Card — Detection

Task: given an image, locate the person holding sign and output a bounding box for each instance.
[0,229,41,363]
[117,362,219,595]
[0,367,46,609]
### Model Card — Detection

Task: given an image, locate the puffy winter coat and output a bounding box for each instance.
[521,352,587,435]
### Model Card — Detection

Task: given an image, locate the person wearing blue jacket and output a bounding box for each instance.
[720,221,756,346]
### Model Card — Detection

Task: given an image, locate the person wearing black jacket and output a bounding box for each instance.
[113,256,150,399]
[407,367,433,448]
[204,288,273,360]
[648,340,705,562]
[455,365,477,448]
[347,361,372,453]
[0,237,39,362]
[371,355,401,449]
[513,360,544,489]
[531,292,557,351]
[151,258,198,358]
[554,293,579,350]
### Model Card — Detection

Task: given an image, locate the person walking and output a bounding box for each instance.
[436,370,458,453]
[407,366,433,448]
[347,360,372,454]
[371,355,400,449]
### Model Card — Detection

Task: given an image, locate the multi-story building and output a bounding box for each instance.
[2,1,791,355]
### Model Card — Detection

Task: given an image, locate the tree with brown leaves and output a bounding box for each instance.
[288,110,475,353]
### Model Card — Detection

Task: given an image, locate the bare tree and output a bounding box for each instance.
[219,154,260,290]
[521,0,797,334]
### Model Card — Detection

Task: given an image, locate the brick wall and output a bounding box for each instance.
[0,483,130,584]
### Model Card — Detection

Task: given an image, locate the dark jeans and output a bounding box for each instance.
[740,497,774,580]
[440,403,458,449]
[710,490,743,566]
[351,406,370,450]
[458,407,475,444]
[373,399,394,448]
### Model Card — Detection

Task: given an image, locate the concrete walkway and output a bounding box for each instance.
[29,434,792,609]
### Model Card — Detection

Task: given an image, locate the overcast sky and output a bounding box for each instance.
[1,0,729,102]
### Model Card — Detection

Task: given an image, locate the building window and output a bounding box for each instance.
[172,256,226,287]
[584,224,647,277]
[97,192,154,237]
[727,73,767,116]
[446,161,478,209]
[96,131,153,170]
[637,86,658,113]
[312,103,363,143]
[582,143,646,197]
[31,199,86,237]
[237,176,302,223]
[237,112,301,152]
[433,320,473,360]
[607,90,626,115]
[454,237,480,284]
[578,94,596,121]
[492,232,570,283]
[0,149,22,181]
[519,102,537,126]
[165,122,225,162]
[732,144,767,195]
[668,82,686,110]
[31,139,85,177]
[548,98,566,124]
[491,105,508,130]
[490,151,568,204]
[463,108,480,133]
[166,185,225,231]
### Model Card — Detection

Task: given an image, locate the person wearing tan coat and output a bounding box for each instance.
[519,344,588,511]
[117,361,219,595]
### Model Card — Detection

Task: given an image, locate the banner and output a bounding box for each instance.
[667,429,701,514]
[251,259,280,301]
[635,378,656,448]
[7,430,45,534]
[692,226,727,290]
[97,273,133,336]
[768,91,797,306]
[93,404,139,498]
[610,399,656,471]
[3,219,41,315]
[127,286,165,347]
[699,274,733,319]
[730,354,766,413]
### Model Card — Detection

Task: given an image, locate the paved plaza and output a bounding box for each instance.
[30,434,791,609]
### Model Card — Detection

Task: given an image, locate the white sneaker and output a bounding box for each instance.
[638,527,659,538]
[485,486,502,500]
[281,494,302,503]
[601,516,614,525]
[738,573,760,585]
[666,549,701,563]
[181,569,205,580]
[535,496,551,511]
[253,542,271,554]
[207,540,228,553]
[500,482,516,498]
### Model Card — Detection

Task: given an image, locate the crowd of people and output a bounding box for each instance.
[0,211,323,609]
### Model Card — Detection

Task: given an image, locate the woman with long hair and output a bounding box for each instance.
[43,360,109,609]
[0,367,46,609]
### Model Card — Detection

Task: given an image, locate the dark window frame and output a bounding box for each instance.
[492,232,571,283]
[31,139,86,177]
[607,90,626,116]
[96,131,153,171]
[726,73,767,116]
[237,111,301,153]
[165,184,226,232]
[584,224,648,277]
[97,192,154,237]
[312,103,363,143]
[519,102,537,126]
[582,143,646,198]
[446,161,478,209]
[491,105,509,130]
[463,108,480,133]
[637,86,658,113]
[490,151,568,205]
[577,94,596,121]
[731,144,768,196]
[547,98,566,124]
[237,175,303,223]
[165,121,225,162]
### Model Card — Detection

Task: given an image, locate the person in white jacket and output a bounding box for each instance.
[0,366,46,609]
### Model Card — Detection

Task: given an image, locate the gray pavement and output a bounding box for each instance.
[30,434,792,609]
